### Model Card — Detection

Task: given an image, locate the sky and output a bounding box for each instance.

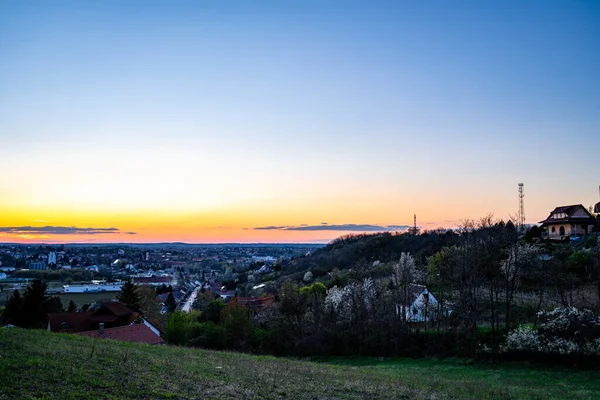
[1,0,599,244]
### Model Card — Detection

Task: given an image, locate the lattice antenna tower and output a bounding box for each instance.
[414,214,417,233]
[518,183,525,229]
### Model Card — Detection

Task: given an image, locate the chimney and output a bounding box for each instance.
[99,322,105,335]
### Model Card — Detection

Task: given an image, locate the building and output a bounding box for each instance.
[76,323,164,345]
[63,281,123,293]
[539,204,596,240]
[29,261,47,270]
[48,252,57,265]
[47,302,137,333]
[595,201,600,214]
[133,276,173,286]
[396,284,439,323]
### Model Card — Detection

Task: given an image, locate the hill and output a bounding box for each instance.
[1,329,600,399]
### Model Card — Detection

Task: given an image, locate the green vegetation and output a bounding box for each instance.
[58,292,117,308]
[1,328,599,400]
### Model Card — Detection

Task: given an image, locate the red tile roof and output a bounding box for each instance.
[105,302,135,317]
[48,312,94,333]
[76,324,164,345]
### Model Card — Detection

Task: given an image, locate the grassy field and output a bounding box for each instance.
[1,329,599,399]
[0,287,116,307]
[56,292,118,307]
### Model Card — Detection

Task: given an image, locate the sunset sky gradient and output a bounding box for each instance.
[1,1,599,243]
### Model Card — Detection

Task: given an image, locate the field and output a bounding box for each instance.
[56,292,118,307]
[1,329,599,399]
[0,288,117,307]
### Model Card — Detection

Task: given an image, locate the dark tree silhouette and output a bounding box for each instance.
[21,279,51,328]
[3,290,23,326]
[165,292,177,313]
[116,279,141,311]
[67,300,77,312]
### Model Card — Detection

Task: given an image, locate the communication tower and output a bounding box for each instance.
[518,183,525,229]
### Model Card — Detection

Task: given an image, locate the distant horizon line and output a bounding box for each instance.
[0,241,329,246]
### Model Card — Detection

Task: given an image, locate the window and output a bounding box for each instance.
[551,227,556,233]
[559,226,565,236]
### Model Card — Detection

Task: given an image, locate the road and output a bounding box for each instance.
[181,286,200,312]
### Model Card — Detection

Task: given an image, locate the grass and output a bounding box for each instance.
[56,292,117,307]
[0,289,116,308]
[1,329,599,400]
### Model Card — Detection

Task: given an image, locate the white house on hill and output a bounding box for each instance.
[396,284,439,323]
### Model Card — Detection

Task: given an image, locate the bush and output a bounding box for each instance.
[502,307,600,357]
[188,322,226,349]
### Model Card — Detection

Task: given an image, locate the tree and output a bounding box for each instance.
[165,292,177,313]
[391,253,423,322]
[116,279,141,311]
[3,290,23,326]
[67,300,77,312]
[204,299,226,324]
[21,279,51,328]
[137,285,161,321]
[501,243,538,329]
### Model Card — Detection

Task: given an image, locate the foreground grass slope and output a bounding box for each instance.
[0,329,599,400]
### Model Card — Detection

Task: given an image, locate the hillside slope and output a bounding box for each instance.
[1,329,599,400]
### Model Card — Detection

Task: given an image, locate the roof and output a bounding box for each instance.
[76,324,164,345]
[104,302,134,317]
[539,204,596,224]
[230,296,274,309]
[406,284,427,300]
[48,312,94,333]
[595,202,600,214]
[133,276,172,284]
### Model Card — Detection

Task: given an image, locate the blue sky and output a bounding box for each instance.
[0,0,599,242]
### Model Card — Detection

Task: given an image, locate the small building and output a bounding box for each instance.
[594,201,600,214]
[29,261,47,270]
[539,204,596,240]
[48,252,57,265]
[396,284,439,323]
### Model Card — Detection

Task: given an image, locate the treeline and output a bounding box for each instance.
[3,280,66,328]
[164,218,600,362]
[13,268,119,283]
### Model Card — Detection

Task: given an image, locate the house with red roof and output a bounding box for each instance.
[76,323,164,345]
[47,302,137,333]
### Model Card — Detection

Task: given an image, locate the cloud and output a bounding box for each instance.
[254,224,411,232]
[0,226,132,235]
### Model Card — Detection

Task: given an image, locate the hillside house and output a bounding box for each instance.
[76,323,164,345]
[47,302,137,333]
[396,284,439,322]
[539,204,596,240]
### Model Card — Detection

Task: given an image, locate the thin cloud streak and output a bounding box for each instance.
[254,224,411,232]
[0,226,134,235]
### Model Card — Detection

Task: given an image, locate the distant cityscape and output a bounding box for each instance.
[0,243,322,313]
